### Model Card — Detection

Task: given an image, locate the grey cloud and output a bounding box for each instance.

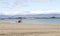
[0,0,51,8]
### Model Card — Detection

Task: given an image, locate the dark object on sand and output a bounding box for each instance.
[18,20,21,23]
[17,17,22,23]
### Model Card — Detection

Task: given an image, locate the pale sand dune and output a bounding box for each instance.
[0,22,60,36]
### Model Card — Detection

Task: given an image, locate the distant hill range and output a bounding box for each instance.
[0,14,60,18]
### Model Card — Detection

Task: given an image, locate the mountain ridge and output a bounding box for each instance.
[0,14,60,18]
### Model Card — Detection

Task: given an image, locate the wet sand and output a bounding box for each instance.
[0,22,60,36]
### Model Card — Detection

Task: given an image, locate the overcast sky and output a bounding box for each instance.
[0,0,60,15]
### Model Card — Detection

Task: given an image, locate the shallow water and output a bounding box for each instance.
[0,19,60,24]
[22,19,60,24]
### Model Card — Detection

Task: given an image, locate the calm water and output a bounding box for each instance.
[22,19,60,24]
[0,19,60,24]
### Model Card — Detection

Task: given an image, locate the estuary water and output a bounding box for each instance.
[22,19,60,24]
[0,19,60,24]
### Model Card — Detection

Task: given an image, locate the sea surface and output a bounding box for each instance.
[0,19,60,24]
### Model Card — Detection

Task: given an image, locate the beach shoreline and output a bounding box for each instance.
[0,22,60,36]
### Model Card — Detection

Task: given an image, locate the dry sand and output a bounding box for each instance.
[0,22,60,36]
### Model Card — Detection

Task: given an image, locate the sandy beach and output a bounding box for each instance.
[0,22,60,36]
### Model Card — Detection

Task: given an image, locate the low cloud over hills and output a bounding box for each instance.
[0,14,60,18]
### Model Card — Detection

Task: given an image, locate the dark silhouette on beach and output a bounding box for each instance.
[18,20,21,23]
[17,17,22,23]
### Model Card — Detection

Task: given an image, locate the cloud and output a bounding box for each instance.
[10,0,29,8]
[0,0,51,8]
[11,0,51,8]
[0,12,17,15]
[0,0,59,15]
[29,10,60,14]
[0,0,28,8]
[0,10,60,15]
[34,0,51,2]
[0,11,31,15]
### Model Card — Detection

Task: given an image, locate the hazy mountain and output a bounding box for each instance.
[13,14,60,17]
[0,14,60,18]
[0,15,12,18]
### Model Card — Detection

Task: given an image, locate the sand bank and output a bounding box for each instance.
[0,22,60,36]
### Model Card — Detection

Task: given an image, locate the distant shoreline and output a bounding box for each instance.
[0,18,60,19]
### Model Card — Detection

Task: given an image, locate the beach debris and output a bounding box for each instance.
[17,17,22,23]
[18,20,21,23]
